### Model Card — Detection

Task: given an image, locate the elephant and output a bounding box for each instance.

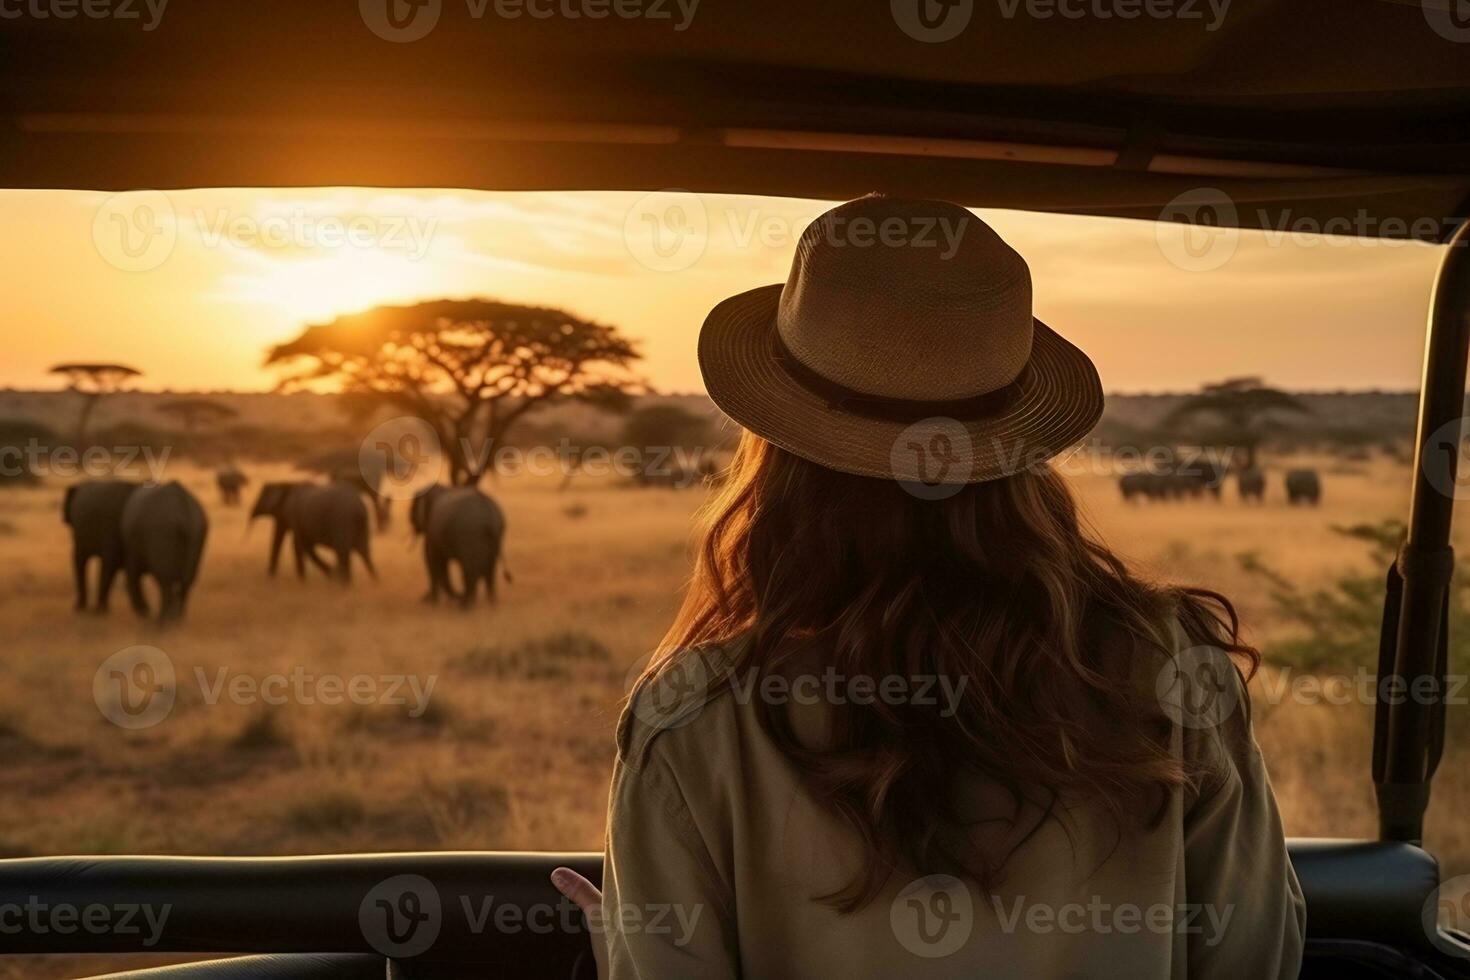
[335,469,391,532]
[120,481,208,622]
[356,457,392,531]
[1118,472,1152,501]
[410,484,511,608]
[1154,472,1191,500]
[296,448,392,531]
[251,481,377,583]
[1118,460,1224,503]
[216,465,248,506]
[1286,468,1322,505]
[1188,457,1227,499]
[63,479,141,612]
[1237,467,1266,502]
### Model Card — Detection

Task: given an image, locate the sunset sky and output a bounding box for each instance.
[0,189,1446,395]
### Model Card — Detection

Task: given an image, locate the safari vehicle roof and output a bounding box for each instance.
[3,0,1469,240]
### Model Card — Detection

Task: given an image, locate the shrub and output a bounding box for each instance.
[1239,520,1470,676]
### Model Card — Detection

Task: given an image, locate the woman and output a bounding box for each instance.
[553,196,1306,978]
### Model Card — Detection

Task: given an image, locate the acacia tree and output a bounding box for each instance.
[1162,376,1311,470]
[619,403,712,452]
[158,397,238,434]
[49,363,142,446]
[266,299,643,484]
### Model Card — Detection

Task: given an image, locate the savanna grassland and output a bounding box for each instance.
[2,451,1466,977]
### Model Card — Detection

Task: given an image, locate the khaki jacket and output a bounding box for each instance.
[602,625,1306,979]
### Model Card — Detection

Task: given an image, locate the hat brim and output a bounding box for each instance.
[698,283,1105,485]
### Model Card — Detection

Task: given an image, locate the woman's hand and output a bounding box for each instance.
[552,867,608,979]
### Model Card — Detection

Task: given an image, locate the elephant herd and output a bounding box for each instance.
[1118,464,1322,505]
[1117,459,1228,501]
[63,471,512,622]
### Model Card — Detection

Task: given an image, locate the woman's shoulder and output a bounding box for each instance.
[617,633,754,775]
[1146,596,1264,799]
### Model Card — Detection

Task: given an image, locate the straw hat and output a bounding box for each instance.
[698,196,1104,485]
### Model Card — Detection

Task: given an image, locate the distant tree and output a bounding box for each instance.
[157,397,239,434]
[297,447,361,477]
[620,403,712,452]
[266,299,644,484]
[337,390,388,428]
[1162,376,1311,470]
[49,362,141,446]
[0,419,57,486]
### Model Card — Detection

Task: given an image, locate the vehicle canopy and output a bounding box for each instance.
[3,0,1468,238]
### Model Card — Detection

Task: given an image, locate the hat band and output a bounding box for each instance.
[772,331,1026,423]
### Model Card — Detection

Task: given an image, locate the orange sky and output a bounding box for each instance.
[0,189,1445,395]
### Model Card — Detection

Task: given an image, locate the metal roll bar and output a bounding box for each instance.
[1375,218,1470,842]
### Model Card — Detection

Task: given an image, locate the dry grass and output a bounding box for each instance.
[0,463,697,861]
[2,453,1467,977]
[1072,451,1470,867]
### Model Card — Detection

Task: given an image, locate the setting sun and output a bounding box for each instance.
[213,243,448,325]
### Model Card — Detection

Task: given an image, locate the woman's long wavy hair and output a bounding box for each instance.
[624,432,1257,913]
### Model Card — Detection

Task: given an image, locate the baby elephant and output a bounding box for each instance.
[411,485,511,608]
[1285,468,1322,506]
[120,481,209,622]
